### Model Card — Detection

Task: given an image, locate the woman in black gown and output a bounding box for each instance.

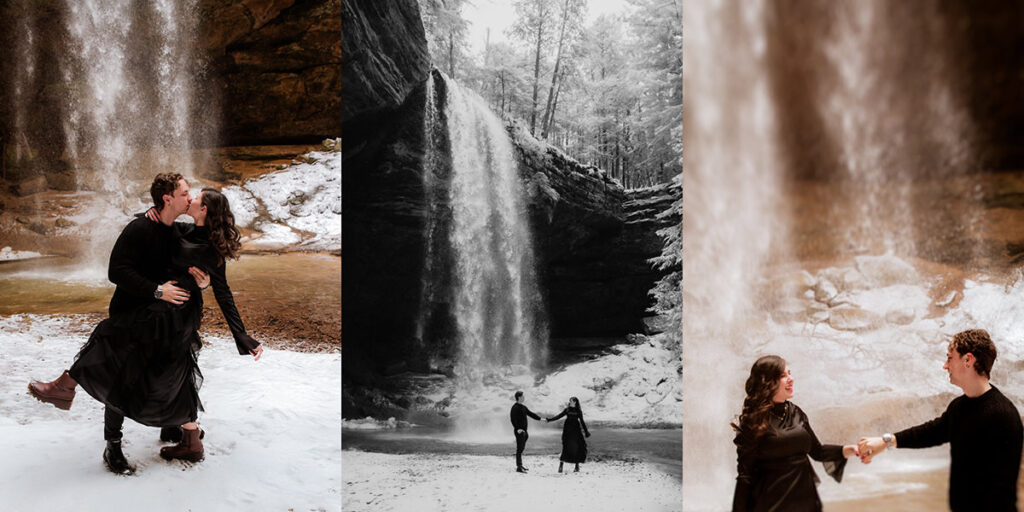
[731,355,858,512]
[30,188,261,466]
[546,397,591,473]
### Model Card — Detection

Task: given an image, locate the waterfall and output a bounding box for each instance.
[420,73,547,416]
[60,0,199,194]
[682,0,785,508]
[1,0,203,271]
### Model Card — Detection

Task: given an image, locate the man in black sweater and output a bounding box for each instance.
[29,173,194,474]
[858,329,1024,511]
[510,390,542,473]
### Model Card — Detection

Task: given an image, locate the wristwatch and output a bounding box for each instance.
[882,432,895,448]
[154,284,163,299]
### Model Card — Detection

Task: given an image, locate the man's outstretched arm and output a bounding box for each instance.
[859,408,951,463]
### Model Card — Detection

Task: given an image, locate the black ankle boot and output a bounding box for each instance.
[103,440,136,475]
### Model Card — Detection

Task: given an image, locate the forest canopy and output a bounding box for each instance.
[419,0,682,190]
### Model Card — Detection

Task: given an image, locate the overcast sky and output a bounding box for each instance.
[463,0,634,55]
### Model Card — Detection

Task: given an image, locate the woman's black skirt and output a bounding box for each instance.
[69,299,204,427]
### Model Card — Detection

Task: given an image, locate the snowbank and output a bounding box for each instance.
[535,336,682,425]
[223,146,341,252]
[342,451,680,512]
[0,313,341,511]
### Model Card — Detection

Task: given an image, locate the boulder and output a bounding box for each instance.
[855,255,920,287]
[828,305,883,332]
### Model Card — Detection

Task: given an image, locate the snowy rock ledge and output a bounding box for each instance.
[223,141,341,253]
[535,334,682,425]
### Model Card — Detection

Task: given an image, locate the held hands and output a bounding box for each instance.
[841,444,860,459]
[250,345,263,361]
[857,437,887,464]
[160,280,190,304]
[188,266,210,289]
[516,429,525,435]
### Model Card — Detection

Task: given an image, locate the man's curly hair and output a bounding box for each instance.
[950,329,997,378]
[151,173,185,209]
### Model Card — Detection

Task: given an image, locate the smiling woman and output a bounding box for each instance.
[730,355,859,512]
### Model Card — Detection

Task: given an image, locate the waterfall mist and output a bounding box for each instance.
[418,73,547,435]
[5,0,212,271]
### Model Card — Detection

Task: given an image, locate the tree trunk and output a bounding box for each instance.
[448,31,455,78]
[541,0,571,140]
[499,71,507,113]
[529,2,545,135]
[544,67,566,140]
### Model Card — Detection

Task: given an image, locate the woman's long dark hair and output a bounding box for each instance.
[569,396,582,415]
[730,355,786,439]
[201,188,241,265]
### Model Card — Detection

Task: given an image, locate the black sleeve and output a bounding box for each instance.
[732,430,757,512]
[579,411,589,436]
[798,406,847,483]
[895,405,951,449]
[525,406,542,421]
[108,220,159,297]
[547,408,567,422]
[209,261,260,355]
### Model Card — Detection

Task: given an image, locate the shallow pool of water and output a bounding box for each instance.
[343,426,681,479]
[0,253,341,317]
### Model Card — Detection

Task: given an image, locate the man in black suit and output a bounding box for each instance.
[510,390,542,473]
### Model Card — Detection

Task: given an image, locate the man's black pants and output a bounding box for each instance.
[515,430,528,468]
[104,407,124,441]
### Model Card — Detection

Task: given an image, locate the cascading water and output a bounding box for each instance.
[7,0,202,273]
[60,0,199,193]
[420,73,547,431]
[685,2,1013,510]
[683,0,786,508]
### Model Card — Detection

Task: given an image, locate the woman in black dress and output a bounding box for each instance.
[731,355,858,512]
[546,396,591,473]
[29,188,261,467]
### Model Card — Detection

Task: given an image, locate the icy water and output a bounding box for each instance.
[343,427,682,479]
[0,253,340,316]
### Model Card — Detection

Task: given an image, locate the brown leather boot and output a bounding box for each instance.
[159,426,204,462]
[28,370,77,410]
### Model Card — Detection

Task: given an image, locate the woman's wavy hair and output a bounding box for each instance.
[200,188,241,264]
[730,355,786,439]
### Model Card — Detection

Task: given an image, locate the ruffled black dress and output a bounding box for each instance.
[69,222,259,428]
[732,401,847,512]
[549,406,590,463]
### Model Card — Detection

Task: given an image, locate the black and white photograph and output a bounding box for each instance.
[0,1,341,509]
[342,0,682,509]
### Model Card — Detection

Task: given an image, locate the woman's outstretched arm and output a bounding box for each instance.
[209,262,261,356]
[547,408,568,422]
[798,405,849,483]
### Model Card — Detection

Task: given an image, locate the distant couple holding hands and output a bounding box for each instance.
[732,328,1022,512]
[510,390,591,474]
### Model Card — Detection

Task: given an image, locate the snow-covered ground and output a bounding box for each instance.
[1,314,341,511]
[343,450,680,512]
[223,147,341,252]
